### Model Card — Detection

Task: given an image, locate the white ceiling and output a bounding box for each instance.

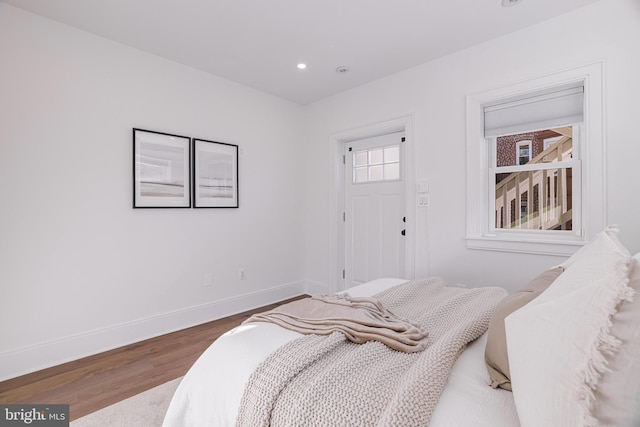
[2,0,601,104]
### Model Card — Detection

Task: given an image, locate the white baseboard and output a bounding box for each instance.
[304,280,330,295]
[0,281,306,382]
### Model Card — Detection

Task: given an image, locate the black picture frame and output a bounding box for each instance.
[192,138,239,208]
[133,128,191,208]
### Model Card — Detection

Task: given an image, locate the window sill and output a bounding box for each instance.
[466,235,584,256]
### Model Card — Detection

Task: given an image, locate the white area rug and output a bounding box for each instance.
[71,377,182,427]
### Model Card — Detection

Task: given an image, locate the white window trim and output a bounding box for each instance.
[465,62,606,256]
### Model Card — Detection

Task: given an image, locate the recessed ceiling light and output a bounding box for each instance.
[297,63,307,70]
[502,0,522,6]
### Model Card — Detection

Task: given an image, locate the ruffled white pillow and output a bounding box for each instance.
[506,226,634,427]
[592,253,640,426]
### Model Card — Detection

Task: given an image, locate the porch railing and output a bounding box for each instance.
[494,136,573,231]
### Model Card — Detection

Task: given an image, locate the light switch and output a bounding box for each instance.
[417,182,429,193]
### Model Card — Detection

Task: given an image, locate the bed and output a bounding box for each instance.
[163,226,640,427]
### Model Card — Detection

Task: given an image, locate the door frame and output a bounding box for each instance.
[328,114,416,293]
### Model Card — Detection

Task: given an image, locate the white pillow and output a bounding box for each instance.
[505,226,634,427]
[592,254,640,427]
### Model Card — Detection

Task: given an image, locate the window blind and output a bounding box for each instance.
[484,84,584,137]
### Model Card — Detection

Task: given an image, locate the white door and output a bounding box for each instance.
[344,132,406,290]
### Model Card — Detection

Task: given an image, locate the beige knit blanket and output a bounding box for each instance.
[244,293,429,352]
[236,278,507,427]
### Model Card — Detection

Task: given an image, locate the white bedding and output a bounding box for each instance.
[163,278,520,427]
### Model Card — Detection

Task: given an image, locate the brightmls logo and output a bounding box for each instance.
[0,405,68,427]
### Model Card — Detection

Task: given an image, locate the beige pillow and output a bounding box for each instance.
[484,267,563,390]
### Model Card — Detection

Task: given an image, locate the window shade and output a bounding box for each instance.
[484,84,584,137]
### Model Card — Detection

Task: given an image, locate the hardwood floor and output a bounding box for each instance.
[0,296,305,421]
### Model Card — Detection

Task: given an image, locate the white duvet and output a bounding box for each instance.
[163,279,520,427]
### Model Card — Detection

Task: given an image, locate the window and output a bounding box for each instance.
[493,128,576,232]
[515,140,532,165]
[466,63,605,255]
[352,145,400,183]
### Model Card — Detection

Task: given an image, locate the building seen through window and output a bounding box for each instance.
[493,127,573,231]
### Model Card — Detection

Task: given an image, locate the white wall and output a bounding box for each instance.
[303,0,640,292]
[0,4,306,380]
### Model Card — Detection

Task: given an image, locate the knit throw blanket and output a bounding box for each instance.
[236,278,507,427]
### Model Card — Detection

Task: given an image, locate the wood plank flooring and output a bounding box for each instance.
[0,295,305,421]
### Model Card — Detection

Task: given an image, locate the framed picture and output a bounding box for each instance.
[192,138,239,208]
[133,128,191,208]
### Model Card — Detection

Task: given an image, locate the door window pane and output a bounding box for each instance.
[369,149,383,165]
[384,163,400,180]
[352,144,401,183]
[354,151,368,167]
[354,167,368,183]
[369,165,383,181]
[384,146,399,163]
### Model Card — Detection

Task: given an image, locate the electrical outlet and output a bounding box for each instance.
[204,273,214,287]
[239,268,246,280]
